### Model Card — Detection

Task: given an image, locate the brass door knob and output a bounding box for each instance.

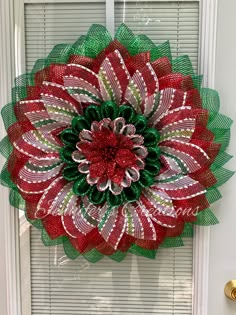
[224,280,236,301]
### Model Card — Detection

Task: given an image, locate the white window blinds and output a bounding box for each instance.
[115,0,199,71]
[24,1,199,314]
[31,228,193,315]
[25,2,106,71]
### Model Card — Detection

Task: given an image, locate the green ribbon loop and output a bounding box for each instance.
[139,170,155,188]
[124,183,141,202]
[60,146,76,164]
[107,190,125,207]
[101,101,118,120]
[144,161,161,176]
[72,116,90,133]
[146,147,161,162]
[118,105,135,123]
[63,165,82,181]
[132,115,147,133]
[60,129,78,146]
[143,128,160,147]
[73,176,91,196]
[89,186,106,205]
[84,105,102,123]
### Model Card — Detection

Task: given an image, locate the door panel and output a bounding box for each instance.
[208,0,236,314]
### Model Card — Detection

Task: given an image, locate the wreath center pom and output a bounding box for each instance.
[60,101,161,206]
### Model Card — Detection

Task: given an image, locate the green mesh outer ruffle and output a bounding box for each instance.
[0,24,234,262]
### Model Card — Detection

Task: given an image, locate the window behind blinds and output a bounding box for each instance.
[24,2,106,71]
[25,1,199,314]
[31,228,193,315]
[115,0,199,71]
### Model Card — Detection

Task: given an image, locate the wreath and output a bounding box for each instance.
[0,24,233,262]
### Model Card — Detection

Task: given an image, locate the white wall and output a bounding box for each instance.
[208,0,236,314]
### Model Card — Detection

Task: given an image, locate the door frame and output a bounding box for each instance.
[0,1,218,314]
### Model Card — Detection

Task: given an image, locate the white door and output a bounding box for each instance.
[207,0,236,313]
[0,0,235,315]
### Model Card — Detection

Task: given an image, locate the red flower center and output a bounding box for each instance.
[72,118,148,193]
[78,124,144,185]
[102,146,117,161]
[78,128,138,185]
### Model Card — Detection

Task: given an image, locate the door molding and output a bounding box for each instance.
[193,1,219,315]
[0,0,22,314]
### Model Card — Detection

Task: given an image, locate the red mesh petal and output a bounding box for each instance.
[42,215,67,239]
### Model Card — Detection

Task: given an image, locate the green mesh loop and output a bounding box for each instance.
[145,161,161,176]
[0,136,12,159]
[206,187,222,204]
[146,147,161,162]
[1,103,17,129]
[129,34,156,55]
[115,23,136,52]
[191,75,203,91]
[180,223,194,237]
[172,55,195,76]
[63,239,80,260]
[139,170,155,188]
[47,44,73,63]
[11,86,27,103]
[24,212,43,229]
[41,229,67,246]
[129,244,157,259]
[212,167,234,187]
[15,73,35,88]
[200,88,220,114]
[0,163,13,187]
[9,189,25,210]
[212,129,231,151]
[150,40,172,62]
[73,35,87,50]
[212,151,233,169]
[32,58,51,74]
[80,24,112,58]
[160,237,184,248]
[208,113,233,130]
[194,208,219,226]
[83,249,104,263]
[132,114,147,133]
[109,251,127,262]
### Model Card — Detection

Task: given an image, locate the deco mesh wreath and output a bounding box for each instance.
[0,24,234,262]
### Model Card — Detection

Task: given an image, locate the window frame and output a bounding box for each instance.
[0,1,218,314]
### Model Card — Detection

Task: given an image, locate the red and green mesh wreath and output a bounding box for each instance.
[0,24,234,262]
